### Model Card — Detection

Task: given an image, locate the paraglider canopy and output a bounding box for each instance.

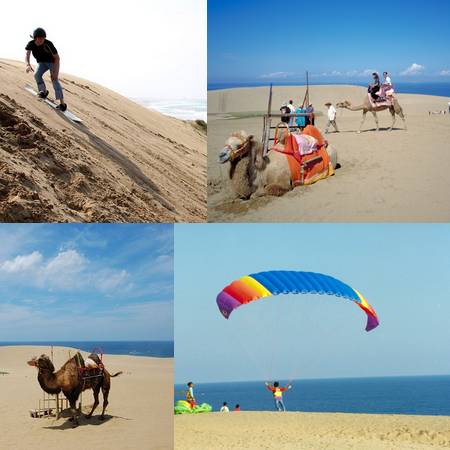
[216,270,379,332]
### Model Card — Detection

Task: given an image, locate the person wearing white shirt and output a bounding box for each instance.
[220,402,230,412]
[288,99,296,127]
[383,71,392,85]
[324,102,339,133]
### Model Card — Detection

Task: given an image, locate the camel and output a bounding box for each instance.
[218,127,337,199]
[336,96,406,133]
[28,353,122,426]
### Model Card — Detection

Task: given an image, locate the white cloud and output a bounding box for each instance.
[95,269,129,292]
[0,251,43,273]
[260,71,294,79]
[400,63,425,76]
[439,70,450,76]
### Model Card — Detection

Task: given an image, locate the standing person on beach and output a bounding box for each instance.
[25,28,67,111]
[220,402,230,412]
[234,404,241,411]
[186,381,196,408]
[265,381,292,412]
[295,104,306,130]
[280,102,290,124]
[324,102,339,134]
[305,104,315,126]
[288,100,296,127]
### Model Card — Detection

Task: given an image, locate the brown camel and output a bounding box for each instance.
[28,353,122,426]
[336,96,406,133]
[218,129,337,199]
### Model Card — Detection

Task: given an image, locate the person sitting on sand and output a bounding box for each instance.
[368,72,381,101]
[234,404,241,411]
[25,28,67,111]
[220,401,230,412]
[265,381,292,412]
[186,381,196,408]
[324,102,339,134]
[280,102,291,124]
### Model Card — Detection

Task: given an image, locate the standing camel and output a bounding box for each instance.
[28,353,122,426]
[336,96,406,133]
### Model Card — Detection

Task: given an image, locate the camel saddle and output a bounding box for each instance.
[271,125,334,186]
[368,92,394,108]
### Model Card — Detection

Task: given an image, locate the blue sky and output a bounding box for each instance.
[208,0,450,84]
[175,224,450,383]
[0,224,173,341]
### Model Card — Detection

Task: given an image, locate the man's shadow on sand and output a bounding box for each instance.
[332,126,404,133]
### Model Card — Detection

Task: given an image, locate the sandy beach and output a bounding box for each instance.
[208,85,450,222]
[175,411,450,449]
[0,346,173,450]
[0,58,206,222]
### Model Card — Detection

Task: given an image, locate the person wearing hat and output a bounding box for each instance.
[324,102,339,134]
[25,28,67,111]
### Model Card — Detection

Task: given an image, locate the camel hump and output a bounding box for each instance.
[87,353,102,366]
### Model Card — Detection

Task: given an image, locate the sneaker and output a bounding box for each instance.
[56,103,67,112]
[38,90,49,99]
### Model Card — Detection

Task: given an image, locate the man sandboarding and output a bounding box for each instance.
[25,27,67,111]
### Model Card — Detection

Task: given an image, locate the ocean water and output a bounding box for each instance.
[208,81,450,98]
[136,98,207,121]
[0,341,174,358]
[175,376,450,416]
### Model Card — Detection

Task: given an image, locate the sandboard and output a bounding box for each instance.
[24,85,82,123]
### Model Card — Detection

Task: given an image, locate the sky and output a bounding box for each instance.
[175,224,450,383]
[208,0,450,84]
[0,224,173,341]
[1,0,206,100]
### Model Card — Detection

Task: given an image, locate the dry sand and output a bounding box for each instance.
[175,411,450,450]
[0,58,206,222]
[0,346,173,450]
[208,85,450,222]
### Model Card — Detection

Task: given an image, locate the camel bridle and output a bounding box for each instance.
[228,137,252,162]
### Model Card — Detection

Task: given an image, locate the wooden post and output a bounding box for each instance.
[56,393,60,419]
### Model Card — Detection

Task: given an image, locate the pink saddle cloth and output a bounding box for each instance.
[368,93,394,108]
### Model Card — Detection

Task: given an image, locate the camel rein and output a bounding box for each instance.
[229,138,252,162]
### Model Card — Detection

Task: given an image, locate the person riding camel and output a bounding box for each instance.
[368,72,381,102]
[25,28,67,111]
[381,71,395,99]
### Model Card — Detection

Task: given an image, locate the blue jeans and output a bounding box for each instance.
[275,399,286,411]
[34,62,63,100]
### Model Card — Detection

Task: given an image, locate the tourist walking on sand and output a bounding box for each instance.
[186,381,196,408]
[220,402,230,412]
[325,102,339,134]
[265,381,292,412]
[25,28,67,111]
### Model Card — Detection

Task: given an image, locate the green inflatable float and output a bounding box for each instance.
[174,400,212,414]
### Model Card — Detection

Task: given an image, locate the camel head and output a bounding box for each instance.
[27,354,55,373]
[218,131,254,164]
[336,101,350,108]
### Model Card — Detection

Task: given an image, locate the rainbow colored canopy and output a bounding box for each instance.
[216,270,379,332]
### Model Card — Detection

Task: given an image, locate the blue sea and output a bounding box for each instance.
[208,81,450,98]
[0,341,173,358]
[136,98,207,121]
[175,376,450,416]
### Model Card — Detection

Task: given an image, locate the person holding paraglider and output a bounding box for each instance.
[265,381,292,412]
[186,381,196,409]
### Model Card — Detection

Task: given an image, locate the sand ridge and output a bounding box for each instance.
[175,411,450,450]
[0,59,206,222]
[0,345,173,450]
[208,85,450,222]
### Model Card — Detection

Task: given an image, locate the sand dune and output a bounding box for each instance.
[208,85,450,222]
[175,411,450,450]
[0,346,173,450]
[0,59,206,222]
